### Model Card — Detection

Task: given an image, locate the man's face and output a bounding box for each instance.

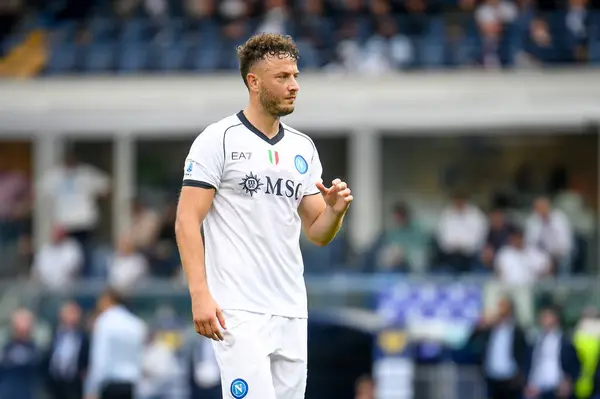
[534,198,551,218]
[250,54,300,117]
[540,310,558,330]
[60,302,81,328]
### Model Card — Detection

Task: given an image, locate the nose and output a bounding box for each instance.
[289,77,299,93]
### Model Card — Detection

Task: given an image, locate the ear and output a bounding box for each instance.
[246,72,259,92]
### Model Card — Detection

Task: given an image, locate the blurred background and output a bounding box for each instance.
[0,1,599,399]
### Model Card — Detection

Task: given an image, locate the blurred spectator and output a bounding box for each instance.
[525,196,573,276]
[189,336,220,399]
[114,0,141,19]
[0,308,41,399]
[324,19,363,73]
[494,226,551,286]
[148,201,180,278]
[31,226,83,291]
[0,0,22,45]
[573,307,600,399]
[46,301,89,399]
[475,0,518,68]
[85,288,147,399]
[467,297,528,399]
[376,203,428,273]
[436,191,488,273]
[525,306,580,399]
[354,374,375,399]
[361,16,413,73]
[255,0,290,35]
[108,235,149,292]
[481,207,513,268]
[138,330,180,399]
[565,0,591,63]
[38,152,111,274]
[128,198,160,252]
[0,160,30,248]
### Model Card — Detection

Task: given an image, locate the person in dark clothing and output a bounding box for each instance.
[46,301,90,399]
[467,297,529,399]
[525,306,581,399]
[0,308,41,399]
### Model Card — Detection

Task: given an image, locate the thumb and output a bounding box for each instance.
[315,180,329,195]
[216,308,227,330]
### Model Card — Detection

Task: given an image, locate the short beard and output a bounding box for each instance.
[259,87,294,117]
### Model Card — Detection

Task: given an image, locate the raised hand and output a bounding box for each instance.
[315,178,353,215]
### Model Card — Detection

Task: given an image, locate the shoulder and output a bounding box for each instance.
[281,122,316,152]
[194,114,242,142]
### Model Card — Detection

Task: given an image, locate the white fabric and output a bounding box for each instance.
[108,253,148,292]
[476,1,518,24]
[212,309,307,399]
[485,321,518,379]
[528,331,563,391]
[182,113,322,318]
[495,245,550,286]
[437,204,488,254]
[525,209,573,258]
[39,164,110,231]
[85,305,148,397]
[32,238,83,290]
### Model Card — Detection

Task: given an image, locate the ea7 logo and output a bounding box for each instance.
[232,152,252,161]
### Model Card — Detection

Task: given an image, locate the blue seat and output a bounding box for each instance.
[82,42,115,73]
[120,17,149,44]
[117,43,149,73]
[88,17,116,43]
[156,43,188,72]
[45,42,79,74]
[191,43,221,71]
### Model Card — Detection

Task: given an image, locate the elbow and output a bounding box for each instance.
[174,214,185,238]
[308,236,331,247]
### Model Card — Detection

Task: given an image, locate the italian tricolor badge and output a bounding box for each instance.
[268,149,279,165]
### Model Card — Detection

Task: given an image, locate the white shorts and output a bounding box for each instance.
[212,310,308,399]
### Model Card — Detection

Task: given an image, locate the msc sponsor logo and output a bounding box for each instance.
[238,173,302,200]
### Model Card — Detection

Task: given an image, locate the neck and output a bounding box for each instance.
[243,103,280,138]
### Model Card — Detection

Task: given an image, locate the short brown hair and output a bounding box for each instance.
[236,33,300,88]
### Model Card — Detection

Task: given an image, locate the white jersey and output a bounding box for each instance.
[182,111,322,318]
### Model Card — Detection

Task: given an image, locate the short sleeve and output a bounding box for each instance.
[303,148,323,196]
[182,127,224,190]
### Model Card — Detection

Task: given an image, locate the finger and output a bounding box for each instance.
[201,322,214,339]
[331,178,341,186]
[196,322,207,337]
[336,182,347,191]
[344,195,353,203]
[315,181,329,195]
[216,309,227,330]
[337,188,351,197]
[210,318,224,341]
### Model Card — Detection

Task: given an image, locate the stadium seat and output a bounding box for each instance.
[88,16,116,43]
[154,42,188,72]
[116,43,149,73]
[45,42,79,74]
[120,17,149,44]
[81,42,115,73]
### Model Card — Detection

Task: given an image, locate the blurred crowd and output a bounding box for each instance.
[0,295,222,399]
[0,0,599,74]
[4,290,600,399]
[0,148,596,290]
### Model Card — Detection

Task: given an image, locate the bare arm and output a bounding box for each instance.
[175,186,213,293]
[298,178,352,246]
[175,186,225,340]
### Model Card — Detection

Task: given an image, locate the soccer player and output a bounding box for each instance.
[175,33,352,399]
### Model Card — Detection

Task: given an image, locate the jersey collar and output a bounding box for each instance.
[237,110,285,146]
